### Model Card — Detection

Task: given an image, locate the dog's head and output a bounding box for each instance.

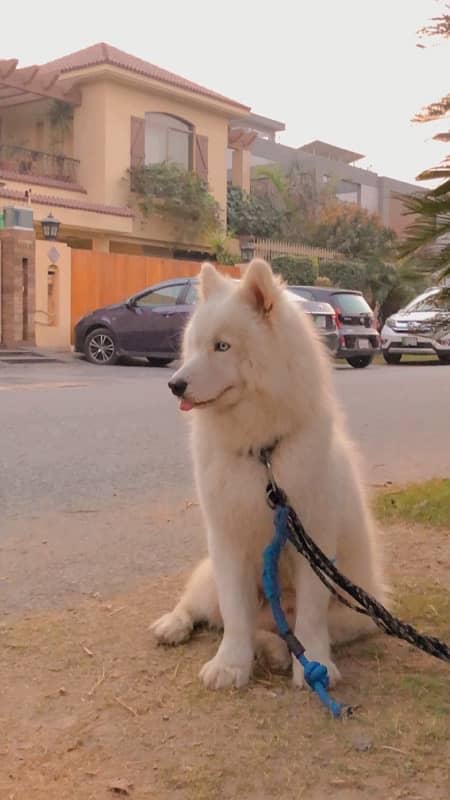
[168,259,328,428]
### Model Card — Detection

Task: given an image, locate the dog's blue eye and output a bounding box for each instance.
[214,341,230,352]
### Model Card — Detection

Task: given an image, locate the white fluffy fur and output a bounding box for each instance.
[151,259,385,690]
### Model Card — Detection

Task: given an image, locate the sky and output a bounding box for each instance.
[2,0,448,185]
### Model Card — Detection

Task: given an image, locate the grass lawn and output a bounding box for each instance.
[374,478,450,528]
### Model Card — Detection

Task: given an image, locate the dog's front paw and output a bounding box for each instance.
[200,653,252,690]
[292,655,341,690]
[150,609,193,645]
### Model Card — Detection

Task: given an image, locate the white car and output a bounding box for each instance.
[381,286,450,364]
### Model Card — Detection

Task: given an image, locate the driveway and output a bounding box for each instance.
[1,357,449,611]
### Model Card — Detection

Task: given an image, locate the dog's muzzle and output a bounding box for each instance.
[168,379,188,398]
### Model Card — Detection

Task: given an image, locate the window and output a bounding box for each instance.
[135,285,183,307]
[185,283,199,305]
[332,293,372,314]
[47,265,58,326]
[407,289,450,313]
[35,121,44,150]
[144,113,193,170]
[289,287,315,301]
[336,179,360,205]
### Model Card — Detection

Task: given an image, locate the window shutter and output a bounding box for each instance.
[195,134,208,182]
[130,116,145,168]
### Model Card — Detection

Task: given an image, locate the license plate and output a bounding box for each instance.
[401,336,417,346]
[313,315,327,329]
[357,338,368,349]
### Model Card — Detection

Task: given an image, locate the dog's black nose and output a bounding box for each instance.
[168,379,188,397]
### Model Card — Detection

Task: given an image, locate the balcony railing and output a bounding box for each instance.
[0,143,79,184]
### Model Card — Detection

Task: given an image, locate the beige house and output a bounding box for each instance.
[0,43,254,255]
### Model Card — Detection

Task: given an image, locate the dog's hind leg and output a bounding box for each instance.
[151,557,221,644]
[329,485,387,646]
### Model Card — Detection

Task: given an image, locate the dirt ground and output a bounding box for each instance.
[1,521,449,800]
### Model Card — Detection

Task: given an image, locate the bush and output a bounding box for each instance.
[130,162,221,233]
[314,276,332,287]
[227,185,282,238]
[318,259,366,291]
[271,256,316,284]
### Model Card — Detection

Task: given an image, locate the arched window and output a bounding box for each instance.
[144,113,193,170]
[47,265,58,326]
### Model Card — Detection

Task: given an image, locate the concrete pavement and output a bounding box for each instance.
[1,357,448,611]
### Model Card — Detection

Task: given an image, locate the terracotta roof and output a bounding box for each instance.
[41,43,250,111]
[0,186,133,217]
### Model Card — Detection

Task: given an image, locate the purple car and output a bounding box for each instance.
[74,277,338,366]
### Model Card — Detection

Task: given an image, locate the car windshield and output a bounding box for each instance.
[186,282,307,306]
[404,289,450,313]
[289,287,315,301]
[332,293,371,314]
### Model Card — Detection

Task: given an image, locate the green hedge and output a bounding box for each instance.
[318,260,366,291]
[271,256,316,285]
[271,255,368,290]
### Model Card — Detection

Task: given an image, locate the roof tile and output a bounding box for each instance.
[41,43,249,111]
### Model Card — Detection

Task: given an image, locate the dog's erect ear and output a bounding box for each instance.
[198,262,228,301]
[239,258,278,315]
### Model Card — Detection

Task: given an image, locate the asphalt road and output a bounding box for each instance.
[1,356,449,611]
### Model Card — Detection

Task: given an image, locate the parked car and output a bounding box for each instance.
[381,286,450,364]
[74,277,338,366]
[289,285,379,368]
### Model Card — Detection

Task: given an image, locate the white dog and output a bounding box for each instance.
[151,259,385,690]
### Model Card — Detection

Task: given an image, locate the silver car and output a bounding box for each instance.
[381,286,450,364]
[286,292,339,355]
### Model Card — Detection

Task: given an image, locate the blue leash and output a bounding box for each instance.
[262,505,350,719]
[260,443,449,719]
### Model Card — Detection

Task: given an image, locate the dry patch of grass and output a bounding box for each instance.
[1,571,449,800]
[1,482,449,799]
[374,479,450,529]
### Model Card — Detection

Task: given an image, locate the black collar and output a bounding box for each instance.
[246,438,281,463]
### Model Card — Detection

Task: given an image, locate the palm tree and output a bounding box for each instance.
[399,5,450,278]
[399,169,450,278]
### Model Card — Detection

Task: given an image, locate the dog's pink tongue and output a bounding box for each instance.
[180,398,194,412]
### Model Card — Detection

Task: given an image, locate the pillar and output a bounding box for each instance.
[0,208,36,347]
[231,149,251,194]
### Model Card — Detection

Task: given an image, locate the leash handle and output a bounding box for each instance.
[299,654,346,718]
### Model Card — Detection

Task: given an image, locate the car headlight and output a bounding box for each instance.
[384,317,395,330]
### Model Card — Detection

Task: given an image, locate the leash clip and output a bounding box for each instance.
[259,448,286,509]
[260,448,277,494]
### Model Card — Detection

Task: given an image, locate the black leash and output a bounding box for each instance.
[260,447,450,664]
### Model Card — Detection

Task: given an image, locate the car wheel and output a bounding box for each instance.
[438,354,450,364]
[146,357,173,367]
[84,328,118,365]
[383,352,402,365]
[346,355,373,369]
